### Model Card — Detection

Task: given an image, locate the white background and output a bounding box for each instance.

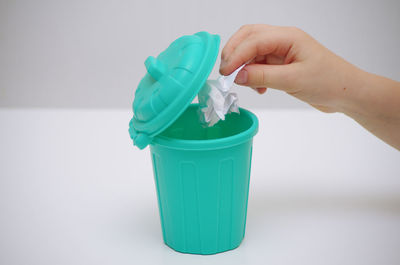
[1,0,399,108]
[0,109,399,264]
[1,1,400,264]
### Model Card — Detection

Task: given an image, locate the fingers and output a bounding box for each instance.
[249,54,285,65]
[254,87,267,94]
[220,25,297,76]
[234,63,298,92]
[265,54,285,65]
[221,25,252,61]
[248,87,268,94]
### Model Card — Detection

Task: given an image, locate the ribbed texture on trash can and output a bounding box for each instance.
[150,141,253,255]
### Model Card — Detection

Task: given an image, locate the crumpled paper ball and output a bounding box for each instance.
[198,65,245,127]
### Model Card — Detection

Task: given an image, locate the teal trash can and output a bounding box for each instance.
[129,32,258,255]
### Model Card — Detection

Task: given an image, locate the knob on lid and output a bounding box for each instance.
[129,32,220,149]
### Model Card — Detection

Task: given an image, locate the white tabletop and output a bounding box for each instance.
[0,108,399,265]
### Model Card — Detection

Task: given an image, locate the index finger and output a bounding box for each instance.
[221,25,253,61]
[220,26,296,75]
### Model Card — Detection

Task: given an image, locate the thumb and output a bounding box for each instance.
[234,64,297,91]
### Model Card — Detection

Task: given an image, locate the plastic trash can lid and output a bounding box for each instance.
[129,31,220,149]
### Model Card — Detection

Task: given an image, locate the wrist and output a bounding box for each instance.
[335,64,370,118]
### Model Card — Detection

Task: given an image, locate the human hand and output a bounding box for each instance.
[219,24,361,113]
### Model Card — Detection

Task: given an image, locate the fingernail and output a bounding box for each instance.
[235,69,248,84]
[257,87,267,94]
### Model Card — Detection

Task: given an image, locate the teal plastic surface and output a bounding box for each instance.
[129,32,220,149]
[129,31,259,254]
[150,104,258,254]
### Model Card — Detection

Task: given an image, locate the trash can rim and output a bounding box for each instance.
[151,105,258,150]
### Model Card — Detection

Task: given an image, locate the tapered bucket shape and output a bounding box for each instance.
[150,104,258,255]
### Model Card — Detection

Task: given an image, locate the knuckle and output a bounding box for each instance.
[249,67,267,86]
[288,26,300,32]
[240,24,255,33]
[239,24,249,31]
[289,26,306,38]
[261,69,270,86]
[258,24,271,31]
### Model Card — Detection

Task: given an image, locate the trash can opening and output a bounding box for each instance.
[159,104,256,141]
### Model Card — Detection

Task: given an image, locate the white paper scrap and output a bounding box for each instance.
[198,65,245,127]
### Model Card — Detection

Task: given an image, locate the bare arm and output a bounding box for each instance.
[339,69,400,149]
[219,24,400,150]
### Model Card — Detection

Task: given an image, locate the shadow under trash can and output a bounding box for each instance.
[129,31,258,255]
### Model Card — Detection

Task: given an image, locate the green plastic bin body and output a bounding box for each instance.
[129,32,259,254]
[149,104,258,254]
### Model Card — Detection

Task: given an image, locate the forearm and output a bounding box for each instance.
[219,24,400,150]
[339,67,400,150]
